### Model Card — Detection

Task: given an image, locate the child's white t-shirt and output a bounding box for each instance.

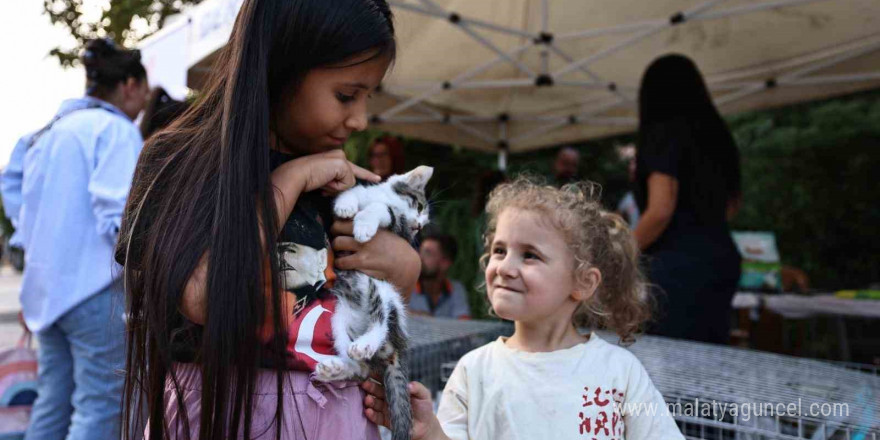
[437,333,684,440]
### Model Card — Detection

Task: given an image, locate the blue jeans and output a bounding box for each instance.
[25,282,126,440]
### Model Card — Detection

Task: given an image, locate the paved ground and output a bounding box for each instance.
[0,263,26,348]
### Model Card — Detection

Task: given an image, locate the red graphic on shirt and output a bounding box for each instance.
[283,295,339,371]
[578,386,626,439]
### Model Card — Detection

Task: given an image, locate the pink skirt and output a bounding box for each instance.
[154,363,381,440]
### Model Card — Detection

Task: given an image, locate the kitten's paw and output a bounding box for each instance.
[353,220,379,243]
[314,358,354,382]
[348,342,379,361]
[334,197,359,219]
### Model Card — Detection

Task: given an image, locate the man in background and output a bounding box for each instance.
[409,233,471,319]
[553,145,581,186]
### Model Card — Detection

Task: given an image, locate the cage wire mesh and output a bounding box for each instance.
[406,316,513,393]
[666,391,879,440]
[823,360,880,377]
[423,325,879,440]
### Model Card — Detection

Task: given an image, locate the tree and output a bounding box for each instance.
[44,0,202,67]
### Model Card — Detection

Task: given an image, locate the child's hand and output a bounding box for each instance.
[277,150,380,196]
[362,378,447,440]
[331,220,420,300]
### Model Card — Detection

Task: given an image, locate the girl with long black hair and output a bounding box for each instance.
[115,1,419,438]
[634,54,742,345]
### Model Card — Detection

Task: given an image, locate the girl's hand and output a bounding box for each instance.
[362,378,448,440]
[331,220,420,300]
[275,149,380,196]
[269,150,380,235]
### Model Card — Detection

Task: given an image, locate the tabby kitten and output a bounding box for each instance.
[313,165,432,440]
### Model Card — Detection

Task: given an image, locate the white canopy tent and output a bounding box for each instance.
[140,0,880,165]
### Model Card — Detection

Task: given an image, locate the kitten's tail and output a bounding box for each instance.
[385,354,412,440]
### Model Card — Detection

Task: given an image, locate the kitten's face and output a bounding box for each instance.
[388,166,433,233]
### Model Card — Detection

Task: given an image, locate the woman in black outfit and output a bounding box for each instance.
[634,54,742,344]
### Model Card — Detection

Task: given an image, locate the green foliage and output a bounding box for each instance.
[44,0,202,66]
[728,92,880,289]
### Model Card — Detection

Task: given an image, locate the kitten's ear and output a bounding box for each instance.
[403,166,433,190]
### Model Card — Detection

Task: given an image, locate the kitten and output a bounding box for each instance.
[313,165,432,440]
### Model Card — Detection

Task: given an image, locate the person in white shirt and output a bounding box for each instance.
[362,177,684,440]
[1,38,148,440]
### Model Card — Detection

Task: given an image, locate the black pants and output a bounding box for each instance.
[646,237,741,345]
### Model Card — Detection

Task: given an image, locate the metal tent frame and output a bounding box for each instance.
[374,0,880,168]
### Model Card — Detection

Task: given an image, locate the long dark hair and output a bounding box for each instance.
[116,1,394,439]
[636,54,740,223]
[82,38,146,98]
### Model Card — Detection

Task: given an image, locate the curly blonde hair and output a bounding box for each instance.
[482,176,652,344]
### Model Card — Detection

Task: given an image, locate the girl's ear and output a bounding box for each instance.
[572,267,601,302]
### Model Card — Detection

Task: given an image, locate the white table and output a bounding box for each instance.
[732,291,880,319]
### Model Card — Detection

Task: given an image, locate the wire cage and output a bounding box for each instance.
[823,360,880,377]
[426,328,879,440]
[406,316,513,394]
[616,332,880,440]
[665,391,879,440]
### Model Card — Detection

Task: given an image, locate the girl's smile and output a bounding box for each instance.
[486,208,582,326]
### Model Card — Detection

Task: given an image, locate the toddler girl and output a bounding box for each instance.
[364,177,684,440]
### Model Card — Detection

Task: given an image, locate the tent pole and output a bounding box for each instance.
[717,39,880,107]
[555,0,831,42]
[706,72,880,95]
[380,85,448,119]
[694,0,832,22]
[390,1,538,39]
[557,20,666,41]
[408,0,536,76]
[545,45,632,101]
[452,116,497,123]
[498,120,509,172]
[577,98,627,118]
[552,0,724,78]
[704,36,880,84]
[454,78,603,89]
[418,0,538,39]
[509,119,570,143]
[540,0,549,33]
[498,149,508,172]
[379,43,531,119]
[553,25,664,78]
[715,84,765,106]
[454,23,537,77]
[788,72,880,86]
[456,79,536,89]
[384,116,443,123]
[585,116,638,126]
[450,120,497,145]
[780,41,880,82]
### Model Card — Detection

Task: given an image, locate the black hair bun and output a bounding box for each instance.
[82,38,118,66]
[81,38,145,94]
